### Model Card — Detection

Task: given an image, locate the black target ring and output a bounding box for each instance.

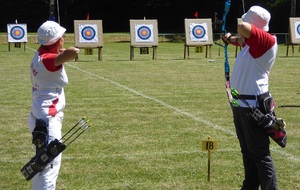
[81,26,96,41]
[10,26,25,40]
[192,25,206,39]
[137,26,152,40]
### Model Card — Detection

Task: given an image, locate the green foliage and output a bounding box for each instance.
[0,41,300,189]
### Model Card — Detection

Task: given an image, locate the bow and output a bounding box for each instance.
[221,0,237,107]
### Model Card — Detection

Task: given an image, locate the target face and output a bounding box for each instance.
[81,26,96,40]
[78,24,99,43]
[134,24,154,43]
[10,26,25,40]
[137,26,152,40]
[294,21,300,40]
[192,25,206,39]
[7,24,27,42]
[189,22,208,42]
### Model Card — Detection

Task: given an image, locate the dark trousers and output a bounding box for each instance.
[232,107,278,190]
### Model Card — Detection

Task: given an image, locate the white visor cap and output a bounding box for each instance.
[242,6,271,32]
[37,21,66,46]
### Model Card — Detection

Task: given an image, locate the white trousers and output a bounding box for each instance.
[28,112,63,190]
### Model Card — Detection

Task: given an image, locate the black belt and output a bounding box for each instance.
[237,92,269,100]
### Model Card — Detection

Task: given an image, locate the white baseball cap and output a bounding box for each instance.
[242,6,271,32]
[37,21,66,46]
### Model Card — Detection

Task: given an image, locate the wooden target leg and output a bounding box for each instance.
[98,47,102,61]
[130,46,134,61]
[184,44,187,59]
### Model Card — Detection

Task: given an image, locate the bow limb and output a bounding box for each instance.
[221,0,233,106]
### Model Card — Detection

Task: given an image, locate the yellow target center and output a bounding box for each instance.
[142,30,147,36]
[196,29,202,35]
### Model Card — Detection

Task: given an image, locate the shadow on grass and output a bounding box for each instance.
[278,105,300,108]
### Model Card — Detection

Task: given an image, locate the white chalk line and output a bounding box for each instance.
[25,46,300,163]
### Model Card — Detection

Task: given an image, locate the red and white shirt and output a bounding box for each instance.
[30,47,68,118]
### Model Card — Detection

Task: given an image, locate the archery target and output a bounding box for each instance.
[289,18,300,44]
[295,21,300,39]
[189,23,208,42]
[78,24,98,43]
[135,24,154,42]
[184,19,213,45]
[7,24,27,42]
[74,20,103,48]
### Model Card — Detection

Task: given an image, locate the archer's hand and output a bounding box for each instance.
[221,33,232,43]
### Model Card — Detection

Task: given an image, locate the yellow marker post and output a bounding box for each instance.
[202,136,218,181]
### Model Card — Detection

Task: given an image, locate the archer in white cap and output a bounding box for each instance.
[223,6,284,190]
[27,20,79,190]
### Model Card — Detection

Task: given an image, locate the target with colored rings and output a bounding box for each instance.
[297,24,300,35]
[137,26,152,40]
[192,25,206,39]
[81,26,96,40]
[10,26,25,40]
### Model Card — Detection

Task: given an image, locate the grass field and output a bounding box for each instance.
[0,39,300,190]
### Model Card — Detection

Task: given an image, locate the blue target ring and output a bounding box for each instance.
[137,26,151,40]
[192,25,206,39]
[297,24,300,35]
[10,26,25,40]
[81,26,96,40]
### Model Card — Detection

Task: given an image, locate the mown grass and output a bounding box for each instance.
[0,40,300,190]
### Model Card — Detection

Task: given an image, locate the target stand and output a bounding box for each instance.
[286,17,300,57]
[184,44,211,59]
[130,45,157,60]
[184,19,213,59]
[129,19,158,60]
[7,24,27,51]
[74,20,103,61]
[8,42,26,51]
